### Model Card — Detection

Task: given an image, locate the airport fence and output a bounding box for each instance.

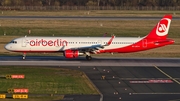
[0,6,180,11]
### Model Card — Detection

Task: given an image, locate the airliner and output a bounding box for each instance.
[5,15,174,60]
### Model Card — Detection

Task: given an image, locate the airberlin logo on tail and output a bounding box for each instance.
[156,18,171,36]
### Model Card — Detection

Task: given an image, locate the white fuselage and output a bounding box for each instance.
[6,37,142,52]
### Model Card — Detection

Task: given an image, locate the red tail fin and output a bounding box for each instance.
[145,15,172,39]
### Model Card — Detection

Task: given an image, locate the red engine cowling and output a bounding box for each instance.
[64,50,80,58]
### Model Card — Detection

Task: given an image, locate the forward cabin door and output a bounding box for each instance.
[22,38,27,47]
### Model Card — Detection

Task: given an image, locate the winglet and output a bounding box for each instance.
[105,35,115,46]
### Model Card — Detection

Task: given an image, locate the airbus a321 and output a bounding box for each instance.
[5,15,174,60]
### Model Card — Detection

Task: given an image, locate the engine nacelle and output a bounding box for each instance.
[64,50,83,58]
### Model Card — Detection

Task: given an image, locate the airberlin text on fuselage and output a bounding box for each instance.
[30,39,68,46]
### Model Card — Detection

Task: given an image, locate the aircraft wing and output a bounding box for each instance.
[70,35,115,53]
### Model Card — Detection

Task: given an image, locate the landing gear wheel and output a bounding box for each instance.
[86,55,92,61]
[22,56,26,60]
[22,52,26,60]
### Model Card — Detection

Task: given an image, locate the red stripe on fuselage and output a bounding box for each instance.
[103,39,174,53]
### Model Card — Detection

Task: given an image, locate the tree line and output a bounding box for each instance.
[0,0,180,7]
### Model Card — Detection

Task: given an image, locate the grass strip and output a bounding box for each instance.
[0,66,99,95]
[0,20,179,37]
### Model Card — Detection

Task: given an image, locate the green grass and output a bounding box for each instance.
[0,20,180,37]
[0,66,99,95]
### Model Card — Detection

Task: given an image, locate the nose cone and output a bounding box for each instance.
[4,44,12,51]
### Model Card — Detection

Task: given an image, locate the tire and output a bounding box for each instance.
[86,55,92,61]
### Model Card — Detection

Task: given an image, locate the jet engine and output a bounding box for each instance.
[64,50,84,58]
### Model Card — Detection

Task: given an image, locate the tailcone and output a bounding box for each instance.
[168,39,175,44]
[155,39,174,46]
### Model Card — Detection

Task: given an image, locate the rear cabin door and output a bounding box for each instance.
[142,39,147,48]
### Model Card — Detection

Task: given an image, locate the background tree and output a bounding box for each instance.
[108,0,116,6]
[86,0,97,6]
[1,0,12,6]
[11,0,24,6]
[54,0,60,6]
[0,0,180,6]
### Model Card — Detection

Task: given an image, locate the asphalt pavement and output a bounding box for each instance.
[1,56,180,101]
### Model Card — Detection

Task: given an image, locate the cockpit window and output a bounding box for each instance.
[10,41,17,44]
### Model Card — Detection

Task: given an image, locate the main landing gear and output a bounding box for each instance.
[86,55,92,61]
[85,52,92,61]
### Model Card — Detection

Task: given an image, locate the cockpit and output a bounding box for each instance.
[10,40,17,44]
[4,40,19,51]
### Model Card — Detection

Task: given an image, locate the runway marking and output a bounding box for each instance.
[154,66,180,85]
[170,99,180,101]
[118,78,180,80]
[132,93,180,95]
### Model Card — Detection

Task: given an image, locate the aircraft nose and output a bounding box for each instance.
[4,44,12,51]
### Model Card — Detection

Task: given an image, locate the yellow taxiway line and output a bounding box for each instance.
[154,66,180,85]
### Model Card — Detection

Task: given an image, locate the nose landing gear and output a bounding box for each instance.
[22,52,26,60]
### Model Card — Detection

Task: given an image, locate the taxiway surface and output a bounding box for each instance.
[0,56,180,67]
[1,56,180,101]
[61,66,180,101]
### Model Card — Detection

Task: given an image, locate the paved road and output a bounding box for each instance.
[0,16,180,20]
[0,56,180,67]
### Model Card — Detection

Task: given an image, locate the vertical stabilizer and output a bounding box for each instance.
[145,15,172,39]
